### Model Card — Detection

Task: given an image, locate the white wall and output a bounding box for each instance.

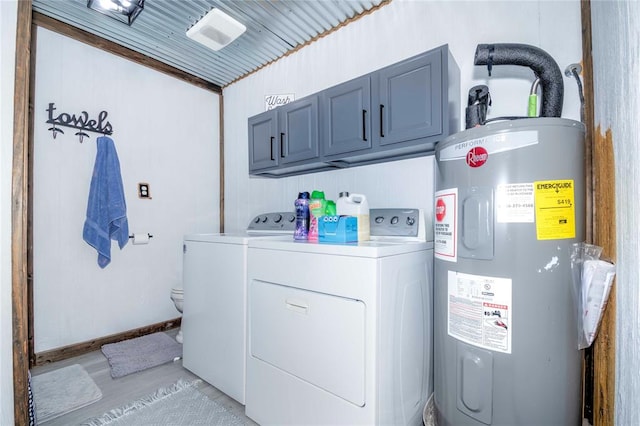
[591,2,640,423]
[0,1,17,423]
[32,28,220,352]
[222,0,582,233]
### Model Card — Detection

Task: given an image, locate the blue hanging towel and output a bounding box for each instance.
[83,136,129,268]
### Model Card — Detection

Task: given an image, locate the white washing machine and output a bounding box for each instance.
[245,208,434,425]
[182,212,295,405]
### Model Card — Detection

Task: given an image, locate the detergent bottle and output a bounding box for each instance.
[325,200,336,216]
[336,192,350,214]
[336,192,369,241]
[294,192,310,240]
[308,190,326,241]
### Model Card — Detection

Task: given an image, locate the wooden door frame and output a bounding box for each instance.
[580,2,616,424]
[12,2,614,425]
[12,0,32,423]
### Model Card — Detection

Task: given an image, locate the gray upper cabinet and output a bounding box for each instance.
[248,44,459,177]
[374,48,443,147]
[248,109,278,171]
[249,96,320,174]
[321,75,372,157]
[279,96,319,164]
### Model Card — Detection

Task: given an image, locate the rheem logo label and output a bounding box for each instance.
[466,146,488,168]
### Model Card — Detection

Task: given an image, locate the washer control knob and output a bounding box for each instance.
[406,216,415,226]
[287,214,296,223]
[375,216,385,224]
[261,216,268,223]
[391,216,399,225]
[273,214,283,223]
[254,217,260,224]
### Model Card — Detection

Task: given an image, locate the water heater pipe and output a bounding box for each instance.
[474,43,564,117]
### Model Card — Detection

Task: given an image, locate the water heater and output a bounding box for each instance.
[433,117,585,425]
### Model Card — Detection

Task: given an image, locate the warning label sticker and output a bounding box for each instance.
[447,271,512,354]
[434,188,457,262]
[496,183,535,223]
[534,179,576,240]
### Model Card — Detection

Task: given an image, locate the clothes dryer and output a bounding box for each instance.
[245,208,434,425]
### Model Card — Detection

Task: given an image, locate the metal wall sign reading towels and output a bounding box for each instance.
[46,102,113,143]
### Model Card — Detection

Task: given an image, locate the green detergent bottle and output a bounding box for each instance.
[308,190,325,241]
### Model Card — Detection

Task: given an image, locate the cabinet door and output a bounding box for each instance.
[248,110,278,172]
[376,48,443,146]
[279,96,319,165]
[322,75,372,157]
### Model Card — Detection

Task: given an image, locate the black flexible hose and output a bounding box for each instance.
[474,43,564,117]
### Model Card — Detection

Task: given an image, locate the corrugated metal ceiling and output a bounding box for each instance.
[31,0,389,89]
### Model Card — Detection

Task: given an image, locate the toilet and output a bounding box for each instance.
[170,287,184,343]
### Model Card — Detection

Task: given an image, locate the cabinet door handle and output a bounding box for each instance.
[379,104,385,137]
[270,136,275,161]
[362,109,368,142]
[280,132,285,158]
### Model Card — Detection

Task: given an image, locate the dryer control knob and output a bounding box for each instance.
[274,214,283,223]
[391,216,399,225]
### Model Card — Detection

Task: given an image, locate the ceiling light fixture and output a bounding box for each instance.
[186,8,246,51]
[87,0,144,26]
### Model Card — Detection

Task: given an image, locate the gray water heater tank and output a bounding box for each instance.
[433,117,585,425]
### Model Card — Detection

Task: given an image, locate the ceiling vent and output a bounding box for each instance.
[186,8,246,51]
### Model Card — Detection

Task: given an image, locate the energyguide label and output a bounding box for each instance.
[534,179,576,240]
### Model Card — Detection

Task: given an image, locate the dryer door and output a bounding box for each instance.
[250,280,366,406]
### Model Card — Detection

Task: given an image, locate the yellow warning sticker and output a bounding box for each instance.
[534,180,575,240]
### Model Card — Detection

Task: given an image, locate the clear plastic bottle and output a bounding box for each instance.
[336,192,350,215]
[294,192,310,240]
[336,192,369,241]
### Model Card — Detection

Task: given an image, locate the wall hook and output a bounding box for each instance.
[48,124,64,139]
[75,131,90,143]
[45,103,114,138]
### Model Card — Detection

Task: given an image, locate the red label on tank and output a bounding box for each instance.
[435,198,446,222]
[466,146,488,168]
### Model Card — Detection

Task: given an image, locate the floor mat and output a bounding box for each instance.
[32,364,102,423]
[101,332,182,378]
[81,379,249,425]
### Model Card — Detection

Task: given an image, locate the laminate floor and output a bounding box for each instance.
[30,330,258,425]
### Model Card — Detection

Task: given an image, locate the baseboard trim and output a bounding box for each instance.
[33,317,182,366]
